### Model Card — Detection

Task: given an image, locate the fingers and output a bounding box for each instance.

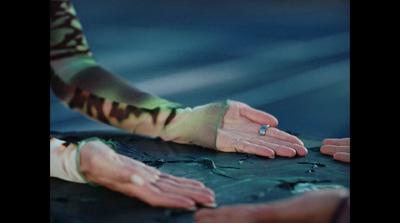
[261,126,304,146]
[138,171,214,208]
[237,102,278,127]
[320,145,350,156]
[102,172,216,210]
[160,173,206,188]
[154,174,215,206]
[112,167,215,209]
[118,156,161,182]
[233,137,307,158]
[117,182,197,210]
[240,123,303,146]
[235,139,275,158]
[322,138,350,146]
[218,101,306,158]
[333,152,350,163]
[252,138,307,157]
[321,138,350,163]
[81,143,216,209]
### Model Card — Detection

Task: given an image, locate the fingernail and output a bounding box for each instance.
[202,203,218,208]
[186,206,197,211]
[131,174,145,186]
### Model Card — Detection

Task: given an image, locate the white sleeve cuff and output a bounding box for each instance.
[50,137,86,184]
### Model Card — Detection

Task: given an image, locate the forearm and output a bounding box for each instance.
[50,0,227,149]
[51,70,226,148]
[50,0,173,108]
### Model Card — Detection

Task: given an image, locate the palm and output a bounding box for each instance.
[216,101,307,158]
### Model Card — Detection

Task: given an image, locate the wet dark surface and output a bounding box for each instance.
[50,131,350,223]
[50,1,350,222]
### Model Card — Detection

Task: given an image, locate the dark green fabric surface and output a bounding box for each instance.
[50,131,350,223]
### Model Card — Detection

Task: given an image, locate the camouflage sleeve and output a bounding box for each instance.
[50,0,227,149]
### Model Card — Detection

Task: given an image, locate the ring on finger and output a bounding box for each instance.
[234,139,240,152]
[259,125,270,136]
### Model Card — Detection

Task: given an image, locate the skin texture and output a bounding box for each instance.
[320,138,350,163]
[50,0,307,160]
[79,140,215,210]
[53,99,308,210]
[193,137,350,222]
[194,188,349,223]
[216,101,307,158]
[50,0,314,211]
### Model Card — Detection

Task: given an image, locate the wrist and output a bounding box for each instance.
[76,137,117,186]
[50,137,86,183]
[159,101,229,149]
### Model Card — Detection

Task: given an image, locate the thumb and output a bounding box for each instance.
[238,102,278,126]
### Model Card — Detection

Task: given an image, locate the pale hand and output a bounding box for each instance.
[79,141,215,209]
[216,101,308,158]
[320,138,350,163]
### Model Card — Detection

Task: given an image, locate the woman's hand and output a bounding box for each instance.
[78,140,215,210]
[216,101,308,158]
[320,138,350,163]
[194,188,349,223]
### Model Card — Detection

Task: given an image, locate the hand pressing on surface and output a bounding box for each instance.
[194,188,349,223]
[79,140,215,210]
[320,138,350,163]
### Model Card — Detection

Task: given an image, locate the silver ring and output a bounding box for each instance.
[259,125,270,136]
[234,139,240,152]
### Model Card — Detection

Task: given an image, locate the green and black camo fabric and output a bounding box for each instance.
[50,0,225,149]
[50,0,91,60]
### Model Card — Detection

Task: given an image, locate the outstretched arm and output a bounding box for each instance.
[50,0,306,156]
[50,136,215,209]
